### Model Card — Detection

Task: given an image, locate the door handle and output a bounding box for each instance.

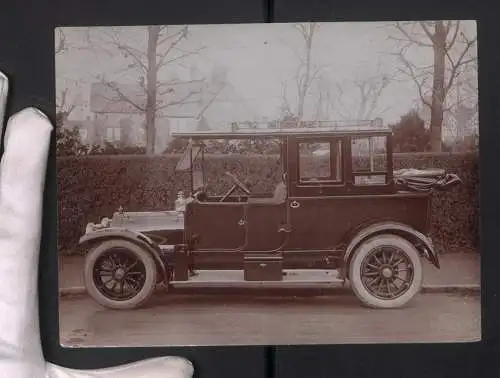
[238,219,246,226]
[290,200,300,209]
[278,225,291,233]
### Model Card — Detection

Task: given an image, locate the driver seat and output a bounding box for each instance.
[247,181,287,204]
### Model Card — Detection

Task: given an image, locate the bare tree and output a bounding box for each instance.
[449,59,478,114]
[313,73,335,120]
[56,87,77,121]
[280,22,325,123]
[55,29,77,123]
[282,24,391,125]
[85,25,221,154]
[389,21,477,151]
[352,74,391,120]
[321,70,391,122]
[446,61,478,139]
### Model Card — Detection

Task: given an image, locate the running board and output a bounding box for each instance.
[170,269,344,288]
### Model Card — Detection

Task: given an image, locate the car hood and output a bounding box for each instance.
[110,210,185,232]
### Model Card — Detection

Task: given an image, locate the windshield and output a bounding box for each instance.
[175,140,205,192]
[175,140,201,171]
[174,136,288,195]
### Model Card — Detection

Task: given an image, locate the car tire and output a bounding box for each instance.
[84,239,158,310]
[348,234,423,309]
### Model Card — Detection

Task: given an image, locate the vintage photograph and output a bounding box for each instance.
[56,21,480,347]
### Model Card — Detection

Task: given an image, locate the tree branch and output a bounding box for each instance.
[393,50,432,108]
[156,79,205,96]
[444,35,477,94]
[446,21,461,50]
[332,83,354,120]
[443,92,478,113]
[157,25,188,46]
[155,28,193,71]
[99,80,146,112]
[92,29,148,74]
[299,64,326,105]
[418,21,436,44]
[56,88,76,116]
[366,76,390,119]
[444,20,453,35]
[156,90,200,110]
[55,29,67,54]
[196,83,227,118]
[392,22,434,47]
[157,47,206,71]
[117,44,148,72]
[279,80,292,115]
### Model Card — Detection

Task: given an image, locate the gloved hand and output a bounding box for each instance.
[0,72,194,377]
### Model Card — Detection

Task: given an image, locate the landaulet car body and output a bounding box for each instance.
[78,119,462,310]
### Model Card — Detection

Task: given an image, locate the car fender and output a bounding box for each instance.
[79,228,169,283]
[341,221,439,279]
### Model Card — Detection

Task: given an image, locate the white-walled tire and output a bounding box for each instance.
[348,234,423,309]
[84,239,157,310]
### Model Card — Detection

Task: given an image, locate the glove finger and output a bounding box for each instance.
[45,356,194,378]
[0,108,52,362]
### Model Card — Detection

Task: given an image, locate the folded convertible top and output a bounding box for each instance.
[393,168,462,193]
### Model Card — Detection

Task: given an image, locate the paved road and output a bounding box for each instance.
[60,292,481,347]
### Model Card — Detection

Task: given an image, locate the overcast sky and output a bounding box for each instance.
[56,21,478,126]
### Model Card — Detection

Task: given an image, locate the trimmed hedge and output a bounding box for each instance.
[57,152,479,255]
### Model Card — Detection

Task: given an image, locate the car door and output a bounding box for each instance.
[242,201,288,253]
[185,201,246,250]
[286,137,346,251]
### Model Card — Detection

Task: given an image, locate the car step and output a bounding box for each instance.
[170,269,344,288]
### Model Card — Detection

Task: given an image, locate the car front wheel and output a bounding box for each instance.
[348,234,423,309]
[84,239,158,310]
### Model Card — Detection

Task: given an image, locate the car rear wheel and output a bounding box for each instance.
[349,234,423,309]
[84,239,157,310]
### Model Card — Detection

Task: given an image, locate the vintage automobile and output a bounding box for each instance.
[79,120,461,310]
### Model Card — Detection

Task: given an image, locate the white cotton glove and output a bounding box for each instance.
[0,73,194,378]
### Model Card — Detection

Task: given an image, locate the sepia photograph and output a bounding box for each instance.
[56,21,480,347]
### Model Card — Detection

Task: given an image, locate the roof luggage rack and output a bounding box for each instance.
[171,118,390,140]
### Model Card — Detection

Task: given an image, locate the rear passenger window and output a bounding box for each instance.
[298,140,342,183]
[351,136,388,185]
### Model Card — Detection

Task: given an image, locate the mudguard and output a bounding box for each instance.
[340,221,439,279]
[79,228,169,283]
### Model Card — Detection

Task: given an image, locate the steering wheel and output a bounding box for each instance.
[225,171,251,194]
[219,171,251,202]
[191,187,208,202]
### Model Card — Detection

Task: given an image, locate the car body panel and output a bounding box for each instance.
[285,193,430,251]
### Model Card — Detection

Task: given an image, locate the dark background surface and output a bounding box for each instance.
[0,0,497,377]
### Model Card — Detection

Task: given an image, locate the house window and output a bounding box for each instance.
[105,127,113,141]
[351,135,388,185]
[78,128,88,143]
[298,140,342,183]
[105,127,121,142]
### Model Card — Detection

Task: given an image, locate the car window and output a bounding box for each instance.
[351,135,388,185]
[298,140,342,183]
